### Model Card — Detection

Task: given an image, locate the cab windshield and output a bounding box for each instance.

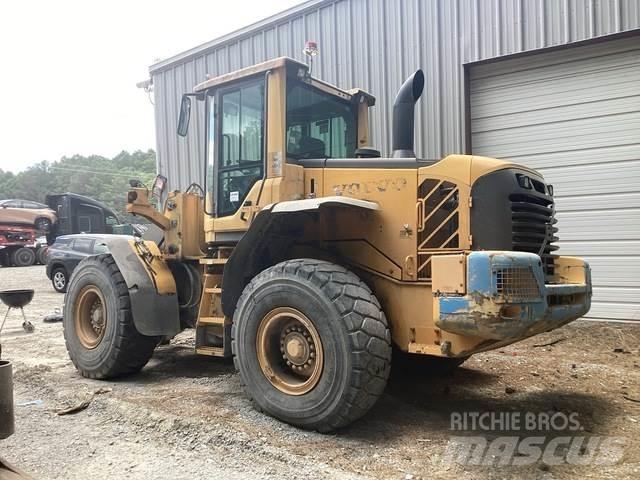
[286,81,357,160]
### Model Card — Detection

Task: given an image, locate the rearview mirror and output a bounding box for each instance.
[152,174,167,198]
[177,95,191,137]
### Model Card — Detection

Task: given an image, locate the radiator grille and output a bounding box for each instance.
[509,193,558,277]
[494,266,540,299]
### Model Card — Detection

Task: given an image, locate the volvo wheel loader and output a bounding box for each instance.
[63,57,592,431]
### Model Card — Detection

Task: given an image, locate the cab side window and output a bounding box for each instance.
[105,215,118,234]
[217,82,264,216]
[286,82,357,160]
[78,216,92,233]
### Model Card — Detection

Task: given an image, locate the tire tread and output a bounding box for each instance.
[232,258,391,431]
[64,254,159,379]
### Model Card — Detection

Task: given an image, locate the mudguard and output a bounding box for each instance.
[98,236,180,337]
[221,196,379,317]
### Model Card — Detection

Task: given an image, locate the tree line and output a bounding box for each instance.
[0,150,157,222]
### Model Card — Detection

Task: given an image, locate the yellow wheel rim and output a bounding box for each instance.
[256,307,324,395]
[74,286,107,349]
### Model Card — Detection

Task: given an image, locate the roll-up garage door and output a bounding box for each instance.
[469,35,640,322]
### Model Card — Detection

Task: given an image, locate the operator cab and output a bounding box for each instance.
[179,57,375,221]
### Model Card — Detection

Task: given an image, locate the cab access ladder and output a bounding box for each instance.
[195,248,233,357]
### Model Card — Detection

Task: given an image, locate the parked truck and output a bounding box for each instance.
[0,193,137,267]
[0,225,47,267]
[45,192,137,243]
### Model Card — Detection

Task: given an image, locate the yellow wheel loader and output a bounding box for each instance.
[63,57,592,431]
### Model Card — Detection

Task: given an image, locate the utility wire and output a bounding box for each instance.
[47,165,155,179]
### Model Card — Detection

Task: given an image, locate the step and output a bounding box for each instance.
[199,258,228,265]
[204,287,222,294]
[196,346,226,357]
[198,316,227,326]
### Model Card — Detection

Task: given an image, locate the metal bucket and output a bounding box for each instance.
[0,360,14,439]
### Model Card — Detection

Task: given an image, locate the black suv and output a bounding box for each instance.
[45,234,112,293]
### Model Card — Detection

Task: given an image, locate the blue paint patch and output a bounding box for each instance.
[436,252,592,341]
[440,296,471,315]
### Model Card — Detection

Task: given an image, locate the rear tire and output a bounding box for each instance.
[36,247,48,265]
[51,267,68,293]
[63,254,160,379]
[232,259,391,431]
[11,248,36,267]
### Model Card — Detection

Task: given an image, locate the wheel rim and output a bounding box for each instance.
[53,272,66,290]
[256,307,324,396]
[74,286,107,349]
[16,251,33,265]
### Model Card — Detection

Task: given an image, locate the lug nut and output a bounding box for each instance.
[310,352,315,358]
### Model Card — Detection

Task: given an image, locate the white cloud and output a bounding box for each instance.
[0,0,303,172]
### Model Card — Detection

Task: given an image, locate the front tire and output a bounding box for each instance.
[51,267,68,293]
[63,254,160,379]
[232,259,391,431]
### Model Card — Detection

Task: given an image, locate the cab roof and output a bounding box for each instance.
[193,56,375,106]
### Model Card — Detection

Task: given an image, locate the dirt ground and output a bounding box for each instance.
[0,265,638,479]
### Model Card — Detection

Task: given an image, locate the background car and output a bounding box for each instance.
[45,234,111,293]
[0,199,57,232]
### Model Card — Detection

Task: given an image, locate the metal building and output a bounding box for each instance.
[147,0,640,322]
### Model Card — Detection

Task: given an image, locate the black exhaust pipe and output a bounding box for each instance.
[392,70,425,158]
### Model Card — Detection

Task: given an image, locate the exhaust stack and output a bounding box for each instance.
[392,70,425,158]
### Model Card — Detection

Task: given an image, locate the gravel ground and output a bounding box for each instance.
[0,265,639,479]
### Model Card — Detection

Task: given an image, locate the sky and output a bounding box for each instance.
[0,0,303,173]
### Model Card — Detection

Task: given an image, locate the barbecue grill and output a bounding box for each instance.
[0,289,35,344]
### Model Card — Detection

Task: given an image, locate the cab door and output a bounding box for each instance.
[214,79,265,218]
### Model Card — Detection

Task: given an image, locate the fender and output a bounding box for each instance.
[266,195,380,213]
[221,196,379,317]
[98,236,180,337]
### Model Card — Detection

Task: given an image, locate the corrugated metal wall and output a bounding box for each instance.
[150,0,640,190]
[469,36,640,321]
